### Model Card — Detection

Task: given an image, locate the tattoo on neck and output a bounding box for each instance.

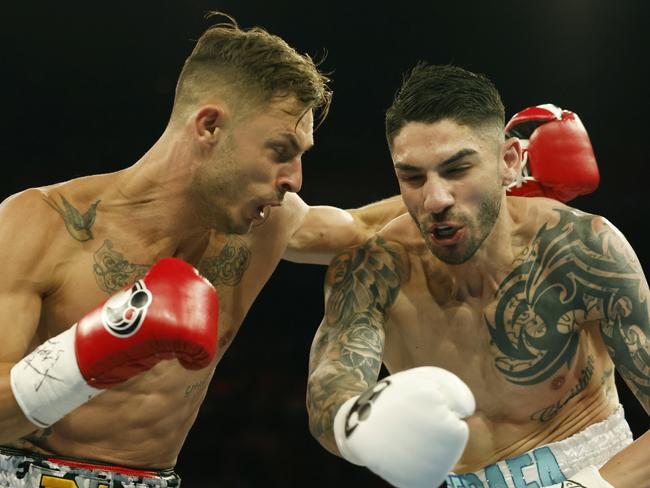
[93,240,150,293]
[198,236,251,287]
[43,193,100,242]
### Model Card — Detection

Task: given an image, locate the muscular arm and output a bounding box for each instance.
[0,190,53,443]
[589,218,650,486]
[592,219,650,412]
[284,194,405,264]
[306,236,405,454]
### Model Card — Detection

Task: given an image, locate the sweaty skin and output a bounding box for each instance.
[0,100,404,469]
[308,196,649,473]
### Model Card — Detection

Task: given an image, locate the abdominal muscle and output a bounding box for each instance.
[9,359,216,469]
[455,380,617,473]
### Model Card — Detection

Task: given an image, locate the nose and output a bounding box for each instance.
[276,158,303,194]
[422,173,454,215]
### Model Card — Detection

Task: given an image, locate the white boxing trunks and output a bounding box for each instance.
[0,446,181,488]
[446,405,633,488]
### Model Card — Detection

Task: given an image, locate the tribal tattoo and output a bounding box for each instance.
[93,240,150,293]
[307,236,406,446]
[44,193,100,242]
[486,209,650,411]
[198,236,251,287]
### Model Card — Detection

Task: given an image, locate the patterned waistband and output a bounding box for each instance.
[446,405,633,488]
[0,446,181,488]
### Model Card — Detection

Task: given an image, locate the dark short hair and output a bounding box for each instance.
[385,63,504,146]
[172,13,332,125]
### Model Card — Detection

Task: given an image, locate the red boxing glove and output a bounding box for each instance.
[11,257,218,427]
[76,257,219,387]
[505,104,600,202]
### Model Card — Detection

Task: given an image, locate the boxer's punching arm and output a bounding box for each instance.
[0,191,59,442]
[306,235,404,453]
[284,193,405,264]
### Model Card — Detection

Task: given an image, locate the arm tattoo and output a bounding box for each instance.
[43,193,100,242]
[486,208,650,411]
[198,236,251,287]
[307,236,405,443]
[93,240,150,293]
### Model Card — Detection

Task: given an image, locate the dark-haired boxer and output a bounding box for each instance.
[0,15,404,488]
[307,64,648,488]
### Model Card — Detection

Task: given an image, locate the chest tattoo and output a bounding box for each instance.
[486,209,643,386]
[93,240,150,293]
[198,236,251,287]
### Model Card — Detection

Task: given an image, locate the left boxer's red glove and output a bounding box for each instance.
[10,257,218,428]
[505,104,600,202]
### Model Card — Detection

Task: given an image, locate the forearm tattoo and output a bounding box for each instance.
[307,236,405,441]
[487,209,650,409]
[198,236,251,287]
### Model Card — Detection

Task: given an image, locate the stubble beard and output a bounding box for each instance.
[413,187,503,265]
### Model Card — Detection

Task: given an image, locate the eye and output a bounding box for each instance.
[398,173,424,184]
[272,145,293,162]
[446,165,470,176]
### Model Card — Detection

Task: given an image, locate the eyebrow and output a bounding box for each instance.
[394,148,477,171]
[274,132,314,154]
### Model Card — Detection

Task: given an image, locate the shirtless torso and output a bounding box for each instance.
[308,196,648,473]
[0,168,377,469]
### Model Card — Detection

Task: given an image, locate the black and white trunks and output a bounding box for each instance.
[446,404,633,488]
[0,446,181,488]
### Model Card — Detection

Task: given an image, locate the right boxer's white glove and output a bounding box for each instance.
[333,366,476,488]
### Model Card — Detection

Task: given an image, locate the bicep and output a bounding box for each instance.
[0,190,53,361]
[592,220,650,413]
[0,290,43,362]
[308,236,406,387]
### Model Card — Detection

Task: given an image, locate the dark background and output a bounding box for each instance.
[2,1,649,486]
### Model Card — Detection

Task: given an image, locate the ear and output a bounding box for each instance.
[500,137,523,187]
[193,104,227,146]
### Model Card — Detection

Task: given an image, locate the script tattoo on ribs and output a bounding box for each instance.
[486,209,650,406]
[93,240,150,293]
[198,236,251,287]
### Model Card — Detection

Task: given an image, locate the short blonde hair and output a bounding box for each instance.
[172,13,332,124]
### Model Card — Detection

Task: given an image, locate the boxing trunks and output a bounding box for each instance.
[0,446,181,488]
[446,405,633,488]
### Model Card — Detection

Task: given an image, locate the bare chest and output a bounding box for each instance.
[382,258,611,424]
[38,229,287,361]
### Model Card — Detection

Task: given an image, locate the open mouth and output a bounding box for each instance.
[256,206,267,219]
[429,224,464,245]
[433,225,458,239]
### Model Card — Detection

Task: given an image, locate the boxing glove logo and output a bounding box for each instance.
[101,280,153,338]
[345,379,391,437]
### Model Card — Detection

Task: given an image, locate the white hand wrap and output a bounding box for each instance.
[10,326,102,428]
[333,366,475,488]
[547,466,614,488]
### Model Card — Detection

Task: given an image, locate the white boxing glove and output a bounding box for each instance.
[547,466,614,487]
[333,366,476,488]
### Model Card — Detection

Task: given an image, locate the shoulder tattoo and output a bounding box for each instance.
[487,208,646,386]
[43,193,100,242]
